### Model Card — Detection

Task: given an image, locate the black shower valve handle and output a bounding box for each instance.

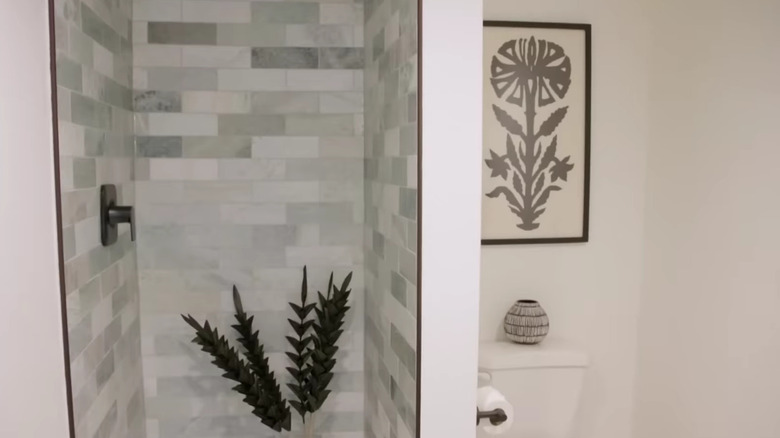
[107,204,135,242]
[100,184,135,246]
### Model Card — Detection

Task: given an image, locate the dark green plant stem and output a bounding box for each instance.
[286,267,316,422]
[181,314,291,432]
[229,287,291,430]
[308,272,352,411]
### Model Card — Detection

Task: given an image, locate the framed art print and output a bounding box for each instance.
[482,21,591,245]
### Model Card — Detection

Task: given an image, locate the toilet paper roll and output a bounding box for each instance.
[477,386,514,435]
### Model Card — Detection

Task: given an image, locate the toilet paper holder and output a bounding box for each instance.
[476,408,508,426]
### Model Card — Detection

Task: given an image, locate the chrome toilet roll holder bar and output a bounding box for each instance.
[476,407,508,426]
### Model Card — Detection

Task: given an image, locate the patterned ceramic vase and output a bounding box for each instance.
[504,300,549,344]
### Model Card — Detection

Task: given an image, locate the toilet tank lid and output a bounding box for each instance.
[479,340,589,370]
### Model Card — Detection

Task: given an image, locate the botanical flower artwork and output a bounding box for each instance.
[482,22,591,244]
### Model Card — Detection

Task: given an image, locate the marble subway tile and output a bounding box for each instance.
[149,159,219,181]
[286,245,356,267]
[251,47,318,69]
[320,4,363,25]
[252,2,319,24]
[217,158,285,180]
[134,1,183,22]
[134,45,182,67]
[63,225,77,261]
[218,114,285,136]
[147,113,218,136]
[286,114,355,136]
[133,21,148,44]
[390,324,415,379]
[182,46,251,68]
[137,204,222,226]
[181,91,252,114]
[72,157,97,189]
[286,157,362,181]
[134,91,182,112]
[217,23,286,47]
[183,1,251,24]
[81,4,121,54]
[398,187,417,219]
[180,182,254,203]
[252,181,319,203]
[251,136,318,158]
[182,136,252,158]
[137,136,183,158]
[148,22,217,46]
[320,91,363,113]
[286,24,355,47]
[318,137,362,157]
[71,94,112,130]
[217,69,286,91]
[57,54,83,92]
[220,203,286,224]
[147,67,219,91]
[286,69,354,91]
[92,43,114,78]
[319,47,364,69]
[286,202,354,224]
[390,271,406,307]
[250,91,319,115]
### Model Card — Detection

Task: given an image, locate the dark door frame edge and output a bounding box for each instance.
[415,0,423,436]
[47,1,77,436]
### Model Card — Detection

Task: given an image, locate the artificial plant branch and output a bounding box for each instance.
[308,272,352,411]
[230,287,291,430]
[181,314,291,432]
[286,267,317,421]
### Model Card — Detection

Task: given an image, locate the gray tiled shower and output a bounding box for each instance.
[54,0,416,437]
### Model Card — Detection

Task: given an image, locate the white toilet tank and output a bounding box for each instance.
[478,340,589,438]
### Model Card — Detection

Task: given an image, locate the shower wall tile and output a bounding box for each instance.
[133,1,364,436]
[55,0,146,437]
[217,69,287,91]
[251,2,320,24]
[250,91,320,115]
[148,22,217,45]
[286,24,356,47]
[252,47,319,69]
[364,0,418,436]
[146,67,218,90]
[182,46,252,68]
[182,1,251,24]
[217,23,286,47]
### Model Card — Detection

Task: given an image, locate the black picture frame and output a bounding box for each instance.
[481,21,591,246]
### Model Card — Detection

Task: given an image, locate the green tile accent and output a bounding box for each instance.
[390,271,406,307]
[399,187,417,219]
[390,324,416,378]
[217,23,286,47]
[81,3,121,53]
[251,47,318,69]
[57,54,83,92]
[71,93,112,130]
[72,157,96,189]
[137,137,183,157]
[218,115,285,136]
[148,22,217,45]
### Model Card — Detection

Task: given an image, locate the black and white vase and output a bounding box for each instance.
[504,300,549,344]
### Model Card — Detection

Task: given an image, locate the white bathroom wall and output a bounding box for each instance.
[480,2,650,438]
[633,1,780,437]
[0,1,71,437]
[420,0,482,437]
